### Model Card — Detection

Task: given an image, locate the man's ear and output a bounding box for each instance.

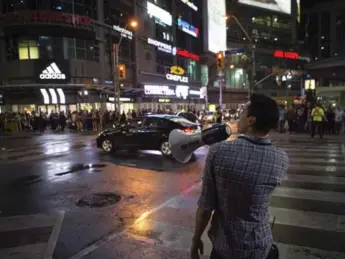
[248,116,256,127]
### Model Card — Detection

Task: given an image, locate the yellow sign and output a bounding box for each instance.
[170,66,184,76]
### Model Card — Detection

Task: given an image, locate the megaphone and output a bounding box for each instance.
[169,123,232,163]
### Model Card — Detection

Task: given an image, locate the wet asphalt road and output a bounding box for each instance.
[0,132,209,259]
[2,132,345,259]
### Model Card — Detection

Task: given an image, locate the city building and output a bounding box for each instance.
[302,0,345,105]
[134,0,205,112]
[204,0,308,107]
[0,0,205,114]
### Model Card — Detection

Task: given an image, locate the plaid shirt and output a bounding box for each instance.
[198,135,289,259]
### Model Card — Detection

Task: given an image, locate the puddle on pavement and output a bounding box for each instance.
[55,163,107,176]
[10,175,43,187]
[75,192,121,208]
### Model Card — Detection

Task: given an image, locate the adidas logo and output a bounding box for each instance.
[39,62,66,80]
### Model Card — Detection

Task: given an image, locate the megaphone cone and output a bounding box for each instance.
[169,124,232,163]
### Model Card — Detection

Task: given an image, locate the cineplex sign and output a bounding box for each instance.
[144,85,202,99]
[147,38,199,61]
[166,66,188,83]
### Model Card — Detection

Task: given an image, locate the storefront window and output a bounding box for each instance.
[18,40,39,60]
[187,60,198,81]
[6,36,99,61]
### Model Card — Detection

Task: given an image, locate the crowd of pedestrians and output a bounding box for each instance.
[0,107,201,133]
[277,102,344,138]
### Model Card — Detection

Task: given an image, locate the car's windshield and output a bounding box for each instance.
[168,117,195,126]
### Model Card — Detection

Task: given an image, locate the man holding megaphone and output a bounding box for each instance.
[190,93,289,259]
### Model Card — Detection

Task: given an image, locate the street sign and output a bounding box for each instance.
[225,48,245,55]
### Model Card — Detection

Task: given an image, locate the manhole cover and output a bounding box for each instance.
[76,192,121,208]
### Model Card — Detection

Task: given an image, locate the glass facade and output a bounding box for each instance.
[2,0,97,18]
[6,36,99,61]
[225,68,249,89]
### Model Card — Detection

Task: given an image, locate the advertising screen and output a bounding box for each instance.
[238,0,291,15]
[207,0,226,53]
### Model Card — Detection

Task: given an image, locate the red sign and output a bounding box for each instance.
[177,48,200,61]
[2,11,93,25]
[274,50,299,60]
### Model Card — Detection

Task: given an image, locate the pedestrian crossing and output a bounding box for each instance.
[122,139,345,258]
[0,211,64,259]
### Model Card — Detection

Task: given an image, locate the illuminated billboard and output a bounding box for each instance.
[207,0,226,53]
[238,0,291,15]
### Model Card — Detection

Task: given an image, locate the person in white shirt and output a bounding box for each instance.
[334,107,344,134]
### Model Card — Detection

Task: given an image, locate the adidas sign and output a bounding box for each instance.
[39,62,66,80]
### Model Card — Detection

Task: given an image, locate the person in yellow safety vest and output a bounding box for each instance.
[311,103,325,139]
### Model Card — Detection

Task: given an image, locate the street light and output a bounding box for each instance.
[226,15,255,98]
[112,18,138,112]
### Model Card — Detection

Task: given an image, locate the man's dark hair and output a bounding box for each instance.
[247,93,279,134]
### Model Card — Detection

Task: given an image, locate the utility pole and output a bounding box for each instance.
[227,15,255,98]
[112,44,119,112]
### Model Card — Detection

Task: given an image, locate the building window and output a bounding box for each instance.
[187,60,197,81]
[18,40,39,60]
[225,68,248,89]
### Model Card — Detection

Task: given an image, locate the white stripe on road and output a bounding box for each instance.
[0,243,48,259]
[268,207,345,233]
[277,243,345,259]
[285,174,345,185]
[289,164,339,172]
[43,210,65,259]
[281,148,342,153]
[0,212,59,232]
[273,187,345,203]
[288,158,345,164]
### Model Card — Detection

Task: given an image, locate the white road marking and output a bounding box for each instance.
[273,187,345,203]
[43,210,65,259]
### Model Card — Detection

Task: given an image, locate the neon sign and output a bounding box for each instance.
[181,0,198,11]
[166,74,189,83]
[177,48,200,61]
[147,2,172,26]
[177,18,199,38]
[113,25,133,39]
[274,50,299,59]
[144,85,175,96]
[147,38,174,54]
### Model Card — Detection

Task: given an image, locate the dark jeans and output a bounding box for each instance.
[278,120,285,133]
[210,246,278,259]
[335,121,342,134]
[311,121,323,138]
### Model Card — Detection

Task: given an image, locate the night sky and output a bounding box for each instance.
[302,0,335,8]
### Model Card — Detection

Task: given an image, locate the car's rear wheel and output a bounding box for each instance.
[101,139,113,153]
[160,140,172,157]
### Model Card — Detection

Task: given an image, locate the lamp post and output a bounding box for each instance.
[111,19,138,112]
[304,79,316,105]
[226,15,255,98]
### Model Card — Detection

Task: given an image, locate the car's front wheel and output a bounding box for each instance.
[101,139,113,153]
[160,140,172,157]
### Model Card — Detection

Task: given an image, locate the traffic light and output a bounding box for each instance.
[117,64,126,80]
[216,51,225,70]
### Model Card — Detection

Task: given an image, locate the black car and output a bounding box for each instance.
[176,111,199,123]
[96,114,200,160]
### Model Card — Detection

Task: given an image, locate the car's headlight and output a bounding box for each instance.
[97,131,104,137]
